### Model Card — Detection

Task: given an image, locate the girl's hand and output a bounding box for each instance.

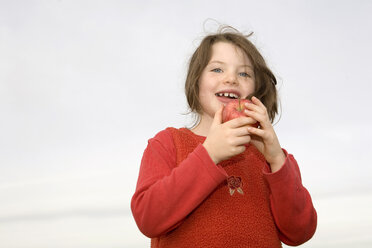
[244,96,286,172]
[203,105,257,164]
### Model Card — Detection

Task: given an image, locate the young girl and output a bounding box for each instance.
[131,27,317,247]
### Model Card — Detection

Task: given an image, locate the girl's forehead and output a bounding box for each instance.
[209,42,252,65]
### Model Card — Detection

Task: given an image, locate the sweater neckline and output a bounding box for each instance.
[180,127,206,140]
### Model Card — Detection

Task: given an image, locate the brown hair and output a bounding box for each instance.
[185,27,279,124]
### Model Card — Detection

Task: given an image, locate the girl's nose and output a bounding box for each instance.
[223,72,238,85]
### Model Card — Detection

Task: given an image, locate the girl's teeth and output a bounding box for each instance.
[216,92,239,98]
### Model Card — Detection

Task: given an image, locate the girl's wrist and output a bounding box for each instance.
[202,142,220,165]
[268,151,286,173]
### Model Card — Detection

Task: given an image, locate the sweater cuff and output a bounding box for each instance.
[194,144,228,182]
[262,149,291,185]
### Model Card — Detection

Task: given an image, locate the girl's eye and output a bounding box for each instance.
[211,68,223,73]
[239,72,251,78]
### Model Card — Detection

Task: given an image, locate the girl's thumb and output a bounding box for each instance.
[213,105,224,125]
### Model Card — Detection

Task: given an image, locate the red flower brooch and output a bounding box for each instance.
[227,176,244,196]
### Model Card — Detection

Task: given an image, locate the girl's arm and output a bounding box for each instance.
[245,97,317,244]
[131,129,227,238]
[263,150,317,246]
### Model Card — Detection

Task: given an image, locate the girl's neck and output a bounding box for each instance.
[190,115,212,137]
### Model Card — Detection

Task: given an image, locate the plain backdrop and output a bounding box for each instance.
[1,0,372,247]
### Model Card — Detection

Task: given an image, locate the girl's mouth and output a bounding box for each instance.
[215,92,240,105]
[215,92,239,99]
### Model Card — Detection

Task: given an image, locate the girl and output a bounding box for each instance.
[131,27,317,247]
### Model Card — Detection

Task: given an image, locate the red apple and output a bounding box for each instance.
[222,98,259,128]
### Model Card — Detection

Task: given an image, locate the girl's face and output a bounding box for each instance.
[198,41,255,121]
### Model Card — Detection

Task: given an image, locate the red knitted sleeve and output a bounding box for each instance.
[263,149,317,246]
[131,129,228,238]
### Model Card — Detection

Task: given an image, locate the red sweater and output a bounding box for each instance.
[131,127,317,247]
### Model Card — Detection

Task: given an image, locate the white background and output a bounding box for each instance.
[1,0,372,247]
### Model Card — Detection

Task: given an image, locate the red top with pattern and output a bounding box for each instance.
[131,127,317,247]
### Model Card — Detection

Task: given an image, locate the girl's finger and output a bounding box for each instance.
[247,126,266,139]
[245,103,264,113]
[213,104,224,125]
[244,109,264,123]
[234,136,252,146]
[245,109,272,129]
[233,126,253,137]
[227,116,257,128]
[251,96,266,108]
[250,97,269,115]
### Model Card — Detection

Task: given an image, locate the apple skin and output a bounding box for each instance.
[222,99,259,128]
